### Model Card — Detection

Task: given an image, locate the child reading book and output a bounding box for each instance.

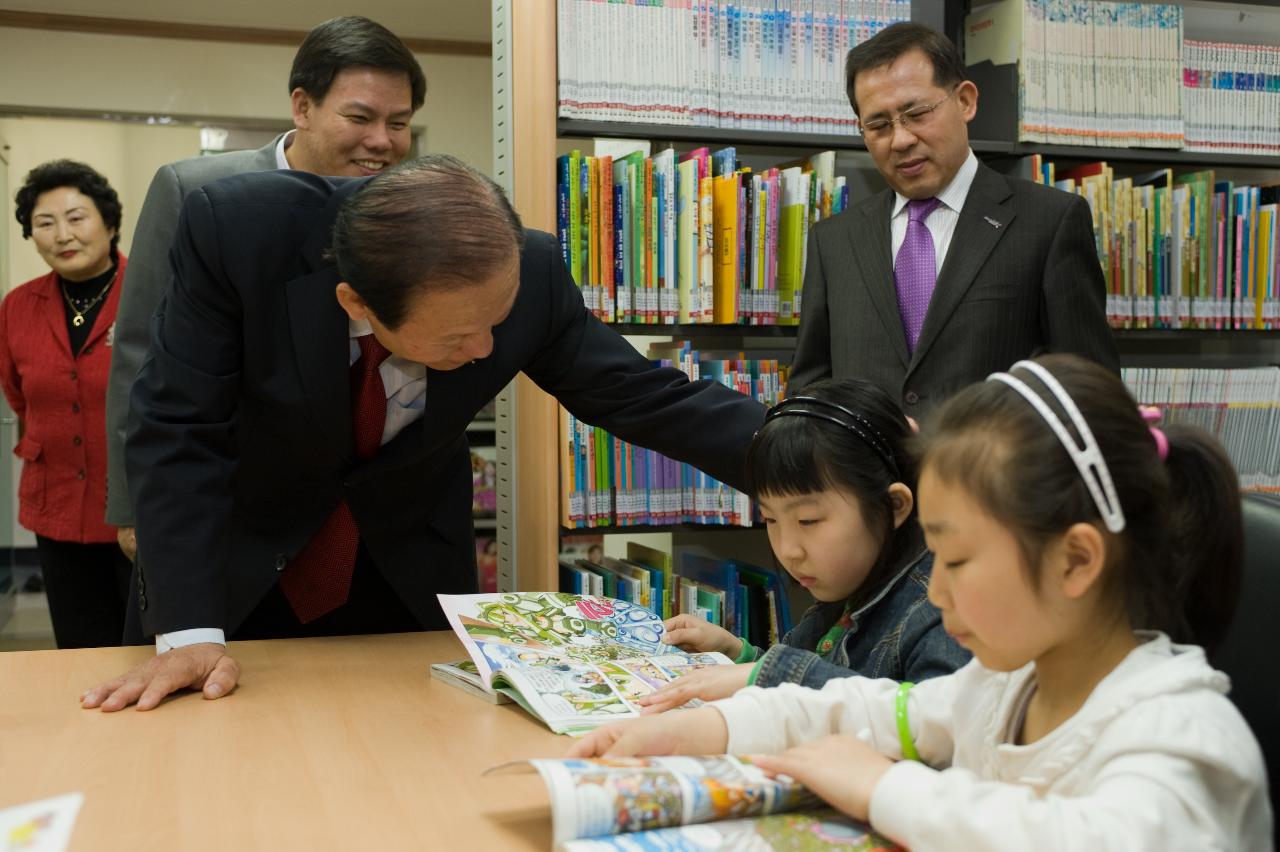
[569,355,1273,848]
[639,378,967,713]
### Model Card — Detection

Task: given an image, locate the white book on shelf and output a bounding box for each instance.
[557,0,577,118]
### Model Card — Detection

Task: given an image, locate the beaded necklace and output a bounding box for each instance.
[60,271,115,327]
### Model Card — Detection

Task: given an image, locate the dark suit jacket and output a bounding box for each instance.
[105,138,281,526]
[126,170,765,638]
[789,162,1119,417]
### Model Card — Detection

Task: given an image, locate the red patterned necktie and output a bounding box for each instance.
[279,333,392,622]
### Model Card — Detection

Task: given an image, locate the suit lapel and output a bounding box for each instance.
[853,191,910,369]
[910,164,1017,370]
[82,261,126,352]
[287,269,353,463]
[37,273,72,358]
[287,176,373,465]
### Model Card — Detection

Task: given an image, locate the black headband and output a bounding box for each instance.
[763,396,900,479]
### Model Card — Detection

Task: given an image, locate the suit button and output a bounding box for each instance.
[71,402,80,413]
[77,470,86,481]
[73,436,83,447]
[904,391,920,405]
[274,553,288,571]
[138,593,147,610]
[69,370,77,380]
[84,346,93,354]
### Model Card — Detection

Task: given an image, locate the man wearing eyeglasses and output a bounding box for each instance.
[788,22,1118,415]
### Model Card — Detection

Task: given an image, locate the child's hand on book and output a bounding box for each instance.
[636,664,754,714]
[566,706,729,758]
[749,734,894,822]
[660,614,744,657]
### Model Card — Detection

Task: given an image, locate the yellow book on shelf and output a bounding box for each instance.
[698,174,715,322]
[568,150,583,289]
[777,167,806,326]
[712,172,739,323]
[676,158,698,323]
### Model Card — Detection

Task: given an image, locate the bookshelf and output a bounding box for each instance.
[561,118,1280,170]
[494,0,1280,593]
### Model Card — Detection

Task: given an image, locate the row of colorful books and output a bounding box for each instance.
[561,344,787,527]
[1018,157,1279,330]
[967,0,1185,148]
[557,145,845,325]
[1123,366,1280,492]
[556,0,909,135]
[1183,39,1280,156]
[559,541,793,650]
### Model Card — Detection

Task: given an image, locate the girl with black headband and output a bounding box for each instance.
[637,378,968,713]
[570,355,1269,850]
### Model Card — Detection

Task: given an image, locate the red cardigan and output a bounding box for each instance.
[0,257,126,543]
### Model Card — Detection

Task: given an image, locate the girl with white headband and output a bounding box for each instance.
[567,354,1271,850]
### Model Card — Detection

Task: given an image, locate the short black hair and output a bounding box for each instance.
[289,16,427,111]
[746,378,920,607]
[331,154,526,330]
[14,159,122,251]
[845,22,966,116]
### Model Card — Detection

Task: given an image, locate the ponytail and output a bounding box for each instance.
[1161,425,1243,652]
[919,354,1244,652]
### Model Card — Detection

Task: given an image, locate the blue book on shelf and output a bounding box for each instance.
[735,561,792,644]
[613,180,626,309]
[711,147,737,177]
[679,553,741,636]
[556,155,571,267]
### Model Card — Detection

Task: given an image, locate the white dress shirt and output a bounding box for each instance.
[274,130,294,169]
[890,149,979,275]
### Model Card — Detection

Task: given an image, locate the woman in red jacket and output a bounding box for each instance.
[4,160,129,648]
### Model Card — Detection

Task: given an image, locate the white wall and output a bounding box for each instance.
[1,117,199,292]
[0,27,492,165]
[0,25,493,293]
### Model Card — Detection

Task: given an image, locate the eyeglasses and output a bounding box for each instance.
[859,86,958,139]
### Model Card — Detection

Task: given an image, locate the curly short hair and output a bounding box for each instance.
[14,159,123,250]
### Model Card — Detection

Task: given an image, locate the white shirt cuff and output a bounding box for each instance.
[156,628,226,654]
[869,759,943,844]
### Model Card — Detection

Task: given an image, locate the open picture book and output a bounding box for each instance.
[490,755,901,851]
[434,592,734,735]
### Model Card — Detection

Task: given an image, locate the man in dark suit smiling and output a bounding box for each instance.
[789,23,1118,415]
[81,155,764,712]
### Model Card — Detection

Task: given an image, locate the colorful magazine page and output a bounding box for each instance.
[437,592,733,735]
[561,809,901,851]
[509,755,902,850]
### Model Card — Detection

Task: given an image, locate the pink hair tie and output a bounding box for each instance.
[1139,406,1169,462]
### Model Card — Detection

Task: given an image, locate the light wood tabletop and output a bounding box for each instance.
[0,632,568,851]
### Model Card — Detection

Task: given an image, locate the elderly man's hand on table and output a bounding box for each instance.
[80,643,240,711]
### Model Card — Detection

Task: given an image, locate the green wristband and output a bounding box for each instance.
[733,640,759,664]
[745,657,765,687]
[895,681,921,762]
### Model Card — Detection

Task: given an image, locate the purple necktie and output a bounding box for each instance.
[894,197,942,353]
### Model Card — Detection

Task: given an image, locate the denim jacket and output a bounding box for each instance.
[752,548,969,690]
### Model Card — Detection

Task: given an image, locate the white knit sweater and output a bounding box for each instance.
[714,632,1272,850]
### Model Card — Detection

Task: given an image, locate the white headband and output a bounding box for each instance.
[987,360,1126,533]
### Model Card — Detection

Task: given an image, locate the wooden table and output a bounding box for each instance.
[0,632,567,850]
